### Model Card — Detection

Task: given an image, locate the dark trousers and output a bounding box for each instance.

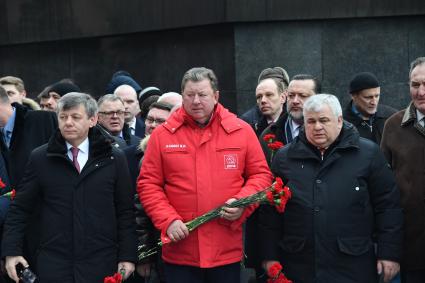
[164,262,240,283]
[401,269,425,283]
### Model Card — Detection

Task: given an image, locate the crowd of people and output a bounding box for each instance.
[0,57,423,283]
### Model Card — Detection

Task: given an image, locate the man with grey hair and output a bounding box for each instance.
[259,94,402,283]
[139,67,272,283]
[2,92,136,283]
[97,94,140,148]
[158,91,182,112]
[381,57,425,283]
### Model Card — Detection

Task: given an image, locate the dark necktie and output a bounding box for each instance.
[0,152,9,186]
[71,147,80,173]
[0,128,8,148]
[285,120,293,143]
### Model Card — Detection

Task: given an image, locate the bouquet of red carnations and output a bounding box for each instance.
[138,177,291,261]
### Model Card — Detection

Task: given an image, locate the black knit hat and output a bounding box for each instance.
[49,82,81,97]
[349,72,380,94]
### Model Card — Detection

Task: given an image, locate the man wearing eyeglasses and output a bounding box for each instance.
[144,102,172,136]
[381,57,425,283]
[97,94,140,148]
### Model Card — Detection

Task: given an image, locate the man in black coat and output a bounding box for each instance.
[259,94,402,283]
[2,92,136,283]
[0,87,57,188]
[343,72,397,144]
[259,74,320,166]
[97,94,141,149]
[240,67,289,137]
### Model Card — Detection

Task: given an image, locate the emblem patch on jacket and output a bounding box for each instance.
[224,154,238,169]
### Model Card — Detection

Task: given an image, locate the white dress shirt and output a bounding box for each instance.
[291,119,302,138]
[417,110,425,127]
[66,138,89,170]
[128,118,136,135]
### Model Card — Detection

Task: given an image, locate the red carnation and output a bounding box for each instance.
[283,186,292,200]
[268,141,284,151]
[276,199,287,213]
[0,178,5,189]
[104,272,122,283]
[268,262,282,278]
[274,177,283,193]
[266,191,274,205]
[263,134,276,142]
[113,272,122,283]
[267,262,293,283]
[10,189,16,200]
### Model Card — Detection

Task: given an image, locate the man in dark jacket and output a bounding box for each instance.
[97,94,141,149]
[381,57,425,283]
[343,72,397,144]
[2,92,136,283]
[240,67,289,136]
[259,94,402,283]
[0,87,57,188]
[259,74,320,166]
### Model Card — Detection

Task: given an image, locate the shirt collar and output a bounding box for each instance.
[66,137,89,154]
[4,107,16,135]
[417,109,425,123]
[291,118,301,130]
[128,118,136,130]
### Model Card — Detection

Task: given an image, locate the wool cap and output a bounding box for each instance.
[106,75,142,94]
[139,86,161,102]
[349,72,380,94]
[49,82,81,97]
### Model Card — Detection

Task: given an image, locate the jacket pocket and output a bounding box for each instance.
[337,236,372,256]
[278,235,306,253]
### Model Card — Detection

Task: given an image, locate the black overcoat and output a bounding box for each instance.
[2,127,137,283]
[1,103,58,187]
[259,123,403,283]
[343,101,397,144]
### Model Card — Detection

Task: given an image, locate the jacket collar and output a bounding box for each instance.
[47,125,113,159]
[402,102,418,126]
[163,103,242,134]
[402,102,425,136]
[9,103,28,150]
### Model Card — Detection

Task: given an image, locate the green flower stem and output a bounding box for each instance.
[138,183,283,261]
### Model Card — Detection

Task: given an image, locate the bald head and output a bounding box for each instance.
[114,84,140,122]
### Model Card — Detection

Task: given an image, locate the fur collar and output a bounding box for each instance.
[47,125,113,159]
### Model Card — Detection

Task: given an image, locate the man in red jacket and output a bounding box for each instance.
[138,67,272,283]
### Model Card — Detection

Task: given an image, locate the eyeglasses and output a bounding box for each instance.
[145,116,166,125]
[98,110,125,117]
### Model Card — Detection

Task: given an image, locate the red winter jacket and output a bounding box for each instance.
[138,104,272,267]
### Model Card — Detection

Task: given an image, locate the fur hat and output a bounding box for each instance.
[349,72,380,94]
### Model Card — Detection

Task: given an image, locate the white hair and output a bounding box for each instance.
[158,92,182,109]
[303,93,342,118]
